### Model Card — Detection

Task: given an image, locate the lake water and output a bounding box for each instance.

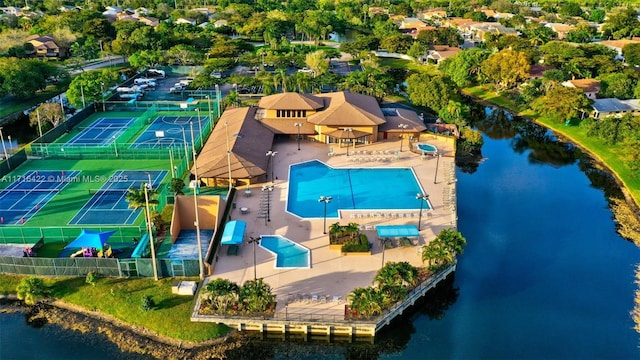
[1,107,639,359]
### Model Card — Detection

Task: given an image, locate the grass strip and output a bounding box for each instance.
[463,85,640,207]
[0,274,229,341]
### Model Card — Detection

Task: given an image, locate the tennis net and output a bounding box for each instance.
[88,189,126,196]
[0,188,59,194]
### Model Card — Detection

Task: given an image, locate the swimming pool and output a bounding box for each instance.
[287,160,428,218]
[417,143,438,153]
[260,235,310,268]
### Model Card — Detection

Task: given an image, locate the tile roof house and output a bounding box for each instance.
[599,39,640,60]
[214,19,228,28]
[176,18,197,25]
[26,35,66,58]
[561,79,601,100]
[138,16,159,27]
[544,23,574,40]
[193,91,424,185]
[419,10,448,21]
[422,45,462,64]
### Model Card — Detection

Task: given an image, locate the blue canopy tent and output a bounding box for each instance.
[375,225,420,238]
[221,220,246,245]
[64,230,116,250]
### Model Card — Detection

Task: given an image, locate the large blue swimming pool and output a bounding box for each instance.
[260,235,310,268]
[287,160,428,218]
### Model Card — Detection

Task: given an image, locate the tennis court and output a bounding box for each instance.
[66,117,136,146]
[69,170,168,225]
[0,170,81,225]
[130,115,210,149]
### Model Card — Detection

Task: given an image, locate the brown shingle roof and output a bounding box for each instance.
[308,92,386,126]
[380,108,426,132]
[258,92,324,110]
[257,118,316,135]
[193,107,274,179]
[565,79,601,93]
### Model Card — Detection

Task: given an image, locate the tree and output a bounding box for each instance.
[598,73,636,99]
[421,239,454,270]
[602,7,640,39]
[480,49,530,91]
[128,50,167,70]
[406,73,458,113]
[305,50,329,77]
[347,287,383,317]
[588,9,606,23]
[435,228,467,255]
[439,48,489,87]
[66,69,119,109]
[200,278,240,313]
[167,44,202,66]
[0,58,60,98]
[239,278,275,313]
[559,2,583,17]
[125,185,159,230]
[416,27,463,47]
[16,277,46,306]
[566,23,596,43]
[29,103,65,134]
[531,86,591,123]
[622,43,640,66]
[379,34,413,54]
[587,113,640,145]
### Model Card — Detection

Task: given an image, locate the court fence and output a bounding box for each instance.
[0,225,145,245]
[0,148,28,180]
[0,256,201,277]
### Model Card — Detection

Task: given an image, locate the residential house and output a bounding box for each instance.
[478,9,497,19]
[399,17,428,30]
[193,91,425,186]
[599,39,640,60]
[26,35,66,58]
[591,98,640,119]
[468,22,517,42]
[544,23,574,40]
[59,5,80,12]
[419,10,448,21]
[0,6,23,16]
[176,18,197,25]
[368,7,389,16]
[422,45,462,64]
[214,19,228,28]
[528,65,555,79]
[138,16,159,27]
[562,79,601,100]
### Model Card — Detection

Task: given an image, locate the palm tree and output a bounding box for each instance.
[125,185,158,227]
[348,287,384,317]
[239,278,276,313]
[201,278,240,313]
[436,228,467,255]
[16,277,46,305]
[421,240,454,270]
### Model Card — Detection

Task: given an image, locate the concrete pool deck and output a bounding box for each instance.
[207,134,457,319]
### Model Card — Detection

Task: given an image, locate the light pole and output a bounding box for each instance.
[206,95,213,131]
[344,128,353,156]
[416,193,429,231]
[434,153,441,184]
[262,184,274,225]
[248,236,259,280]
[398,124,408,152]
[215,84,221,120]
[0,127,8,160]
[112,136,118,157]
[294,122,302,151]
[144,183,159,280]
[318,195,332,234]
[191,122,204,279]
[224,121,233,190]
[36,109,43,138]
[266,150,277,182]
[100,82,106,112]
[195,108,201,148]
[380,238,390,268]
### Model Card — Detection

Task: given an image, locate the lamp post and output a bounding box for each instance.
[294,122,302,151]
[380,238,390,268]
[181,126,189,168]
[318,195,332,234]
[262,185,274,225]
[416,193,429,231]
[434,153,441,184]
[144,183,159,281]
[100,82,106,112]
[215,84,221,120]
[195,108,201,148]
[344,127,353,156]
[206,95,213,131]
[224,121,233,190]
[266,150,277,182]
[0,127,8,160]
[112,136,118,157]
[248,236,259,280]
[190,122,204,279]
[398,124,408,152]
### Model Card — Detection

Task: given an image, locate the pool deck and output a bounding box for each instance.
[205,135,457,321]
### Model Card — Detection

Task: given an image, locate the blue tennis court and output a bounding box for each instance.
[130,115,210,149]
[0,170,81,225]
[66,117,136,146]
[69,170,168,225]
[287,160,427,218]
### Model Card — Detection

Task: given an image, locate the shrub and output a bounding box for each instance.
[16,277,46,305]
[85,271,98,286]
[140,294,155,312]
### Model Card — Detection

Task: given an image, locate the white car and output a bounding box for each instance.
[297,67,314,74]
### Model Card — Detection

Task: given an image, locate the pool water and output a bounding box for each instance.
[287,160,427,218]
[417,143,437,152]
[260,235,310,268]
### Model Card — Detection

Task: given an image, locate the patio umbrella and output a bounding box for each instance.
[64,229,116,250]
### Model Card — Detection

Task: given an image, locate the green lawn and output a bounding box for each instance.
[0,274,229,341]
[378,58,439,74]
[463,85,640,207]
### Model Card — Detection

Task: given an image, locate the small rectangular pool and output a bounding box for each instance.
[260,235,310,269]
